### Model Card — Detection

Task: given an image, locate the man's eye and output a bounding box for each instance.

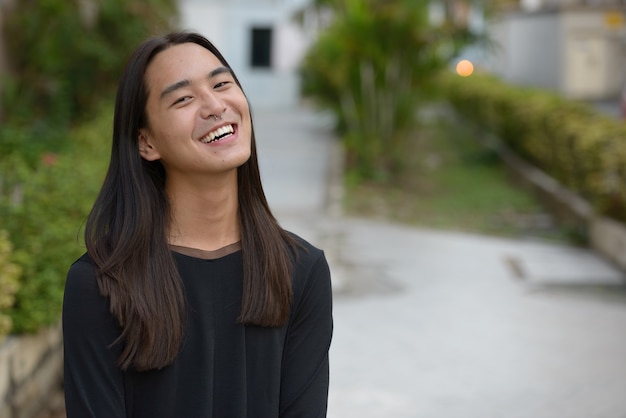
[214,81,231,89]
[174,96,192,105]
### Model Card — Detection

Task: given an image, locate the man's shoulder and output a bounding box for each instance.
[285,231,329,284]
[68,252,94,273]
[286,231,324,261]
[65,252,98,292]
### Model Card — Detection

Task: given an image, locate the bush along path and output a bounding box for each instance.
[344,103,575,244]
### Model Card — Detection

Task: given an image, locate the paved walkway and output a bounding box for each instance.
[253,105,626,418]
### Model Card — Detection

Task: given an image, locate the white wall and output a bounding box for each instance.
[561,10,626,99]
[491,11,561,91]
[487,8,626,99]
[179,0,312,108]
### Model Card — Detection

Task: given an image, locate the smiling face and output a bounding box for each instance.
[139,42,252,181]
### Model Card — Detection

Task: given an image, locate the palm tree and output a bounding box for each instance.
[300,0,481,178]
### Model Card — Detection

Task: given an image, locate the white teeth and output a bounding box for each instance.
[201,124,234,143]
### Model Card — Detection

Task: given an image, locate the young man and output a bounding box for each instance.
[62,32,333,417]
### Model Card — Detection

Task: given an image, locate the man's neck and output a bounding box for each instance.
[165,173,240,251]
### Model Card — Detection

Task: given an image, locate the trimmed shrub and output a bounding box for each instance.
[439,71,626,222]
[0,230,20,339]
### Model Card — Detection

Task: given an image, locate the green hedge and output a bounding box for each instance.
[0,230,20,340]
[0,0,178,337]
[439,71,626,222]
[0,106,111,334]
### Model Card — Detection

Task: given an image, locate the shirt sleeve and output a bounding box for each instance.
[62,256,127,418]
[280,250,334,418]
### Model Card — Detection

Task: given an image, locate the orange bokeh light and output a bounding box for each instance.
[456,60,474,77]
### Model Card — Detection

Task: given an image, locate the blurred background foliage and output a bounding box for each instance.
[2,106,112,333]
[0,0,178,338]
[0,230,20,337]
[441,71,626,223]
[300,0,483,182]
[1,0,178,162]
[300,0,626,240]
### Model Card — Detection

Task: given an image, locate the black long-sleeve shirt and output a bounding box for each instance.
[62,237,333,417]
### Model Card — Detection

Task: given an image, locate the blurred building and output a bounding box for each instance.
[179,0,316,108]
[487,0,626,99]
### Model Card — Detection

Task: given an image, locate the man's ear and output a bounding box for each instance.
[138,129,161,161]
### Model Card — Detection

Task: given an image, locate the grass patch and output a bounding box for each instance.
[344,107,576,243]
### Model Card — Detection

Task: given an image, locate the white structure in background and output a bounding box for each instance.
[487,3,626,100]
[179,0,314,108]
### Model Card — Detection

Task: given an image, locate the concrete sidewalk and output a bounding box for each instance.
[253,105,626,418]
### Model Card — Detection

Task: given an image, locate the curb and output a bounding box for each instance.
[490,135,626,275]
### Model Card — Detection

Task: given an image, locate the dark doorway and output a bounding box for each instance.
[250,27,273,68]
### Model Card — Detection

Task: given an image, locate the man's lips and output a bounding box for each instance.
[199,123,236,144]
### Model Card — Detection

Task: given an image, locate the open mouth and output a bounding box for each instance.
[200,124,235,144]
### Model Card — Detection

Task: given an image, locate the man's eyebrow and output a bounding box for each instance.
[209,66,233,78]
[160,79,190,99]
[160,66,233,99]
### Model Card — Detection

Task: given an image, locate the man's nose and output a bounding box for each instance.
[199,91,226,120]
